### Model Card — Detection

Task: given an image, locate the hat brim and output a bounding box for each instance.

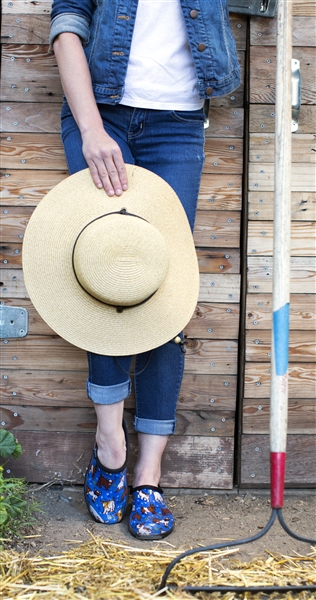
[22,166,199,355]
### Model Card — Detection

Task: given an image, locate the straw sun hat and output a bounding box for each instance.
[23,166,199,356]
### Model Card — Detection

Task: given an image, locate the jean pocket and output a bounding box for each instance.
[170,109,206,124]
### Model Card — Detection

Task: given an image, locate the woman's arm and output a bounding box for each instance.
[53,32,128,196]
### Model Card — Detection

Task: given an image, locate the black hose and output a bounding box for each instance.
[277,508,316,544]
[159,508,277,589]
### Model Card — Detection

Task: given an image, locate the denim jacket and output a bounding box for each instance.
[50,0,240,104]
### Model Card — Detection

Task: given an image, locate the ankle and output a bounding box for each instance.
[96,426,126,470]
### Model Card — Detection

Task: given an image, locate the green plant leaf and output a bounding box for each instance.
[0,506,8,526]
[0,430,21,459]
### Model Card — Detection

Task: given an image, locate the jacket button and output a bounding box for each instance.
[206,87,213,96]
[190,9,198,18]
[197,43,206,52]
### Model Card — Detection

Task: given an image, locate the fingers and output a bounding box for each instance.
[82,132,128,196]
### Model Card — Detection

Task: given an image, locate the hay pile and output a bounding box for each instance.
[0,533,315,599]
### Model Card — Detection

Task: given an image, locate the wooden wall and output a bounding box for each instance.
[241,1,316,487]
[0,1,246,488]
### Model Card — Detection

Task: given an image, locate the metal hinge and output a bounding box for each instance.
[291,59,301,132]
[0,305,28,339]
[228,0,278,17]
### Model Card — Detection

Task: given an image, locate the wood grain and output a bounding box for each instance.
[250,16,316,46]
[243,399,316,434]
[2,432,234,488]
[241,435,316,486]
[198,174,242,211]
[244,363,316,399]
[249,46,316,105]
[247,222,316,256]
[194,211,241,248]
[1,133,66,169]
[248,191,316,221]
[245,294,316,330]
[203,138,243,174]
[249,163,316,192]
[246,330,315,362]
[0,170,68,206]
[1,370,237,410]
[1,101,61,132]
[249,105,316,134]
[247,256,316,294]
[249,133,316,164]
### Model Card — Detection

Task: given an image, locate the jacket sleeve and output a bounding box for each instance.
[50,0,95,46]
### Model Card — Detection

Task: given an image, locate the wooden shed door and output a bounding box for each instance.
[240,2,316,487]
[0,2,246,488]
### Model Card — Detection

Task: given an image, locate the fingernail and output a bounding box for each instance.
[107,189,114,196]
[115,188,122,196]
[122,184,128,191]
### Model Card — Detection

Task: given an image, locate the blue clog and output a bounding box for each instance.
[84,422,128,524]
[129,485,175,539]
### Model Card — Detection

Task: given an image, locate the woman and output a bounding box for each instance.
[50,0,240,539]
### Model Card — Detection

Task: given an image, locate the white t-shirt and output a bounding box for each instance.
[120,0,204,110]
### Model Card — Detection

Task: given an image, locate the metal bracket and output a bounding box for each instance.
[228,0,278,17]
[291,59,301,133]
[0,305,28,339]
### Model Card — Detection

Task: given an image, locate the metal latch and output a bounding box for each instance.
[291,59,301,133]
[0,305,28,339]
[228,0,278,17]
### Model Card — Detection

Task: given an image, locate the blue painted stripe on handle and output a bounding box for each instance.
[273,303,290,376]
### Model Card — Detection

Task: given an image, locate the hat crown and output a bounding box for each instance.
[72,212,170,307]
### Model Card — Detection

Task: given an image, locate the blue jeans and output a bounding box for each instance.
[61,102,205,435]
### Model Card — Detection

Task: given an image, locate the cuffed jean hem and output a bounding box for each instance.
[133,416,176,435]
[86,378,132,405]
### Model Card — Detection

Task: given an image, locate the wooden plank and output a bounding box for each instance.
[246,330,315,363]
[246,294,316,330]
[250,16,316,46]
[0,298,54,335]
[293,0,316,16]
[0,370,237,410]
[2,431,234,488]
[1,14,50,44]
[0,336,238,373]
[248,191,316,221]
[0,171,242,210]
[0,405,235,436]
[0,170,68,206]
[0,269,241,303]
[244,363,316,398]
[199,274,241,303]
[0,101,61,133]
[241,435,316,486]
[0,268,27,298]
[0,245,241,273]
[197,174,242,211]
[250,46,316,105]
[0,243,23,268]
[206,108,244,138]
[1,44,63,102]
[185,339,238,374]
[247,222,316,256]
[203,138,243,174]
[185,303,240,339]
[243,399,316,434]
[249,105,316,134]
[0,11,246,47]
[247,256,316,294]
[1,133,66,169]
[250,133,316,164]
[197,249,240,274]
[0,206,34,242]
[249,162,316,192]
[2,1,52,14]
[194,211,241,248]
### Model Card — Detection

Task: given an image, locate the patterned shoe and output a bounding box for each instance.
[84,422,128,524]
[129,485,175,540]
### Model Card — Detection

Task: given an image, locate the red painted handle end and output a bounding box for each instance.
[270,452,286,508]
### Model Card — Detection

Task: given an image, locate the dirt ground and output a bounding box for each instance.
[18,485,316,563]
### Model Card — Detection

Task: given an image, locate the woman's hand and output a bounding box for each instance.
[82,128,128,196]
[53,32,128,196]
